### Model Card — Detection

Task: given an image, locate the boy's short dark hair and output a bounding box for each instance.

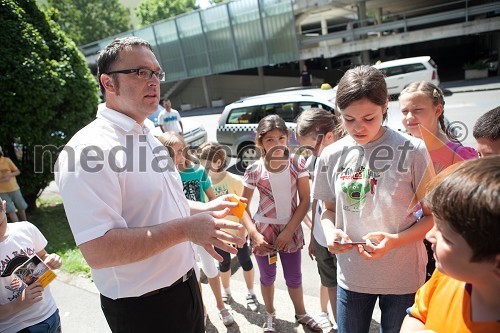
[425,156,500,262]
[473,106,500,140]
[198,142,228,172]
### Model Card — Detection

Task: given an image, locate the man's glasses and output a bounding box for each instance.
[105,68,165,82]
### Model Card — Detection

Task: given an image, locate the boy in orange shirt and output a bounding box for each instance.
[400,156,500,333]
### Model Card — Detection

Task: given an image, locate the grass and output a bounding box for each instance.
[30,197,91,279]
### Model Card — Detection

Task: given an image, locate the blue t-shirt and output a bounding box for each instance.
[179,166,211,202]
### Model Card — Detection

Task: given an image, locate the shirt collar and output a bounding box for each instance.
[97,106,149,134]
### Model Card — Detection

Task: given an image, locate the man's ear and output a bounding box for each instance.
[100,74,116,93]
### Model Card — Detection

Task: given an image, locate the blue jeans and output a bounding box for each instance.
[18,309,61,333]
[337,286,414,333]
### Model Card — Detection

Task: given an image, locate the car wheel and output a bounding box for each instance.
[237,144,260,171]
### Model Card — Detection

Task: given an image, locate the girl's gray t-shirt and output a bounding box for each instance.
[312,127,430,294]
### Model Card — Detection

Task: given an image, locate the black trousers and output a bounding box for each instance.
[100,273,203,333]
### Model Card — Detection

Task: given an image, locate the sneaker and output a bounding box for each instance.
[263,312,276,332]
[222,293,232,304]
[318,312,333,332]
[219,307,234,326]
[246,293,259,312]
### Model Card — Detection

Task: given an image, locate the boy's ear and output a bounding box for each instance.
[493,254,500,279]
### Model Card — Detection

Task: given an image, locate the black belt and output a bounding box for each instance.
[140,268,193,298]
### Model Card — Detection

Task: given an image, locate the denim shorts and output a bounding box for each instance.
[1,189,28,214]
[17,309,61,333]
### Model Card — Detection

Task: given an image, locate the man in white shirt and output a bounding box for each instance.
[55,37,243,333]
[158,98,183,134]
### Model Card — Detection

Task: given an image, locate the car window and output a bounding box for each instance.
[381,66,404,77]
[402,63,426,73]
[227,106,260,124]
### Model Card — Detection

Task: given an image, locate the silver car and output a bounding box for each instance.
[216,87,336,167]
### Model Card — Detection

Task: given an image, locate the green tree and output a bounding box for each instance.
[0,0,98,210]
[136,0,198,26]
[44,0,131,46]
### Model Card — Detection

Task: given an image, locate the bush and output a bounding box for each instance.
[0,0,98,210]
[463,60,489,70]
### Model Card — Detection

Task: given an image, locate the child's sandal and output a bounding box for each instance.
[295,313,322,331]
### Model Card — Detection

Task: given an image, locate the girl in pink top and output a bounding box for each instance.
[242,115,321,332]
[399,81,478,281]
[399,81,477,174]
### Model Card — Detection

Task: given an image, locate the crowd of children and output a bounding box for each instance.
[1,67,498,333]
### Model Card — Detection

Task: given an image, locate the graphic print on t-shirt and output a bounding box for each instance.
[339,163,380,212]
[183,180,202,201]
[212,183,229,198]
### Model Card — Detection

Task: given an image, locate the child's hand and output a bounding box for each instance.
[308,234,315,260]
[326,229,355,254]
[19,282,43,309]
[44,253,62,270]
[250,231,273,252]
[274,229,293,252]
[357,232,398,260]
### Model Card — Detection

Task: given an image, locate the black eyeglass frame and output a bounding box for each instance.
[104,68,165,81]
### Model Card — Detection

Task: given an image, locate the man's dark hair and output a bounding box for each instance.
[424,156,500,262]
[473,106,500,140]
[97,37,153,96]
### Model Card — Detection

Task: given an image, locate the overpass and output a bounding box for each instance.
[80,0,500,109]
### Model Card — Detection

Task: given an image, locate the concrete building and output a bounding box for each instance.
[80,0,500,109]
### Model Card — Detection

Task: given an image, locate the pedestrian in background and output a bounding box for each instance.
[300,64,312,87]
[0,145,28,222]
[158,98,183,134]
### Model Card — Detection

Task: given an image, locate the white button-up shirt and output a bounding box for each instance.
[55,107,195,299]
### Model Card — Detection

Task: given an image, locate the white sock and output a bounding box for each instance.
[224,288,231,295]
[247,288,255,295]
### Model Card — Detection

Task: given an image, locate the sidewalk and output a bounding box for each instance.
[52,263,381,333]
[41,182,380,332]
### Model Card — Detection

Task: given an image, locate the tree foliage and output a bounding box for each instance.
[0,0,99,210]
[136,0,198,26]
[43,0,131,46]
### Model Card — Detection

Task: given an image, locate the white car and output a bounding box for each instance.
[372,56,440,95]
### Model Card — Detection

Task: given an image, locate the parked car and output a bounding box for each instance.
[216,87,336,167]
[148,107,207,148]
[372,56,440,95]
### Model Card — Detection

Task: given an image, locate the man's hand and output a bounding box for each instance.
[206,194,248,212]
[185,209,244,262]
